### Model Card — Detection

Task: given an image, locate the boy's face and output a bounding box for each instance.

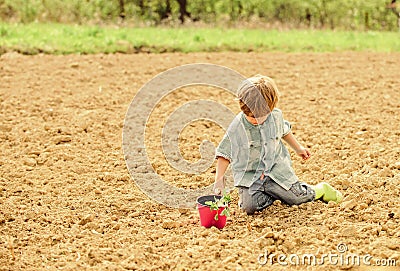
[245,114,269,125]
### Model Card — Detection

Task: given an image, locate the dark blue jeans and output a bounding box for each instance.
[238,176,315,215]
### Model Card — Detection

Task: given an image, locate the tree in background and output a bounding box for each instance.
[176,0,191,23]
[387,0,400,30]
[116,0,188,23]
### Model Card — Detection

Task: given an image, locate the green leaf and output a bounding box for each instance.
[221,208,231,217]
[205,193,232,217]
[222,193,231,204]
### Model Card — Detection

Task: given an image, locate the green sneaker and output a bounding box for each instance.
[313,182,343,203]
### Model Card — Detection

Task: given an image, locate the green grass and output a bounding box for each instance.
[0,23,399,54]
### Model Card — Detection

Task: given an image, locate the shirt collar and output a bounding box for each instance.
[241,112,273,129]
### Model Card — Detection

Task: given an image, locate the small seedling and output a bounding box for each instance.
[205,193,231,221]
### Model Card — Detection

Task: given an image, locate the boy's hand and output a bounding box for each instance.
[296,147,311,160]
[283,133,311,161]
[213,177,225,195]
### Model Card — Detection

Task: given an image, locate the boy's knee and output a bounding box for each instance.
[240,201,257,215]
[239,190,258,215]
[239,187,274,215]
[240,193,274,215]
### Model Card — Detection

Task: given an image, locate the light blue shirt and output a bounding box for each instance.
[216,108,298,190]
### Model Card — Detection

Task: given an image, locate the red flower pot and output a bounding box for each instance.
[197,195,228,229]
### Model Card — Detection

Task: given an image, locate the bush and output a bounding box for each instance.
[0,0,398,31]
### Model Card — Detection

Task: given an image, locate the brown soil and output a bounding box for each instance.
[0,52,399,270]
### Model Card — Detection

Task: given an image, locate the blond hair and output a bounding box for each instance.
[237,75,279,117]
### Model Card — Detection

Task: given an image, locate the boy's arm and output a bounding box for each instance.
[214,157,230,195]
[282,132,311,160]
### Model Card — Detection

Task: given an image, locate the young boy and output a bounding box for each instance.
[213,75,342,215]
